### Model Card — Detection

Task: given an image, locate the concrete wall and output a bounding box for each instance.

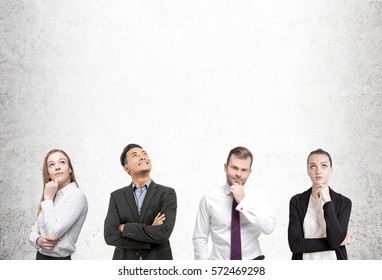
[1,0,381,260]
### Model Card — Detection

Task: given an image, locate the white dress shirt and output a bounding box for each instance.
[28,182,88,258]
[192,183,276,260]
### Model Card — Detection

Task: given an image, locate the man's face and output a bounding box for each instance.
[123,147,152,176]
[307,153,333,187]
[224,154,252,186]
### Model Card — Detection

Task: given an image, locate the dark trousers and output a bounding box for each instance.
[36,251,71,260]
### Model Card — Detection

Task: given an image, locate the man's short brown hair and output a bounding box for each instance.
[226,146,253,167]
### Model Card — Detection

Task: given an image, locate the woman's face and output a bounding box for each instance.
[307,153,333,186]
[46,152,72,187]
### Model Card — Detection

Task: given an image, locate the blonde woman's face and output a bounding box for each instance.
[46,152,72,187]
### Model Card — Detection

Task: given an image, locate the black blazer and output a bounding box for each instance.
[104,180,177,260]
[288,187,352,260]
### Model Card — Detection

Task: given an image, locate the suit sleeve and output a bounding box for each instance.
[288,195,333,253]
[104,194,151,250]
[122,188,177,244]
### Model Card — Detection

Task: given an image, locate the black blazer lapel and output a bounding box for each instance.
[124,184,139,222]
[139,181,158,223]
[300,188,311,218]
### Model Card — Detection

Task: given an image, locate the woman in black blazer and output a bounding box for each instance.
[288,148,352,260]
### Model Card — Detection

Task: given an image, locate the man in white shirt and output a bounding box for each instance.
[192,146,276,260]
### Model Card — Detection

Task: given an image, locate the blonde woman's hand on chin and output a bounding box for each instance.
[44,179,59,201]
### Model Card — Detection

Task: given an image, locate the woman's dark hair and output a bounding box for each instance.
[307,148,332,167]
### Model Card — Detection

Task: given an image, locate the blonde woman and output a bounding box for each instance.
[28,149,88,260]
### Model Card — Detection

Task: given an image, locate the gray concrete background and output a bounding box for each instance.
[1,0,381,260]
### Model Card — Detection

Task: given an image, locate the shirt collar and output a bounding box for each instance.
[223,183,230,196]
[57,182,77,196]
[132,180,152,191]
